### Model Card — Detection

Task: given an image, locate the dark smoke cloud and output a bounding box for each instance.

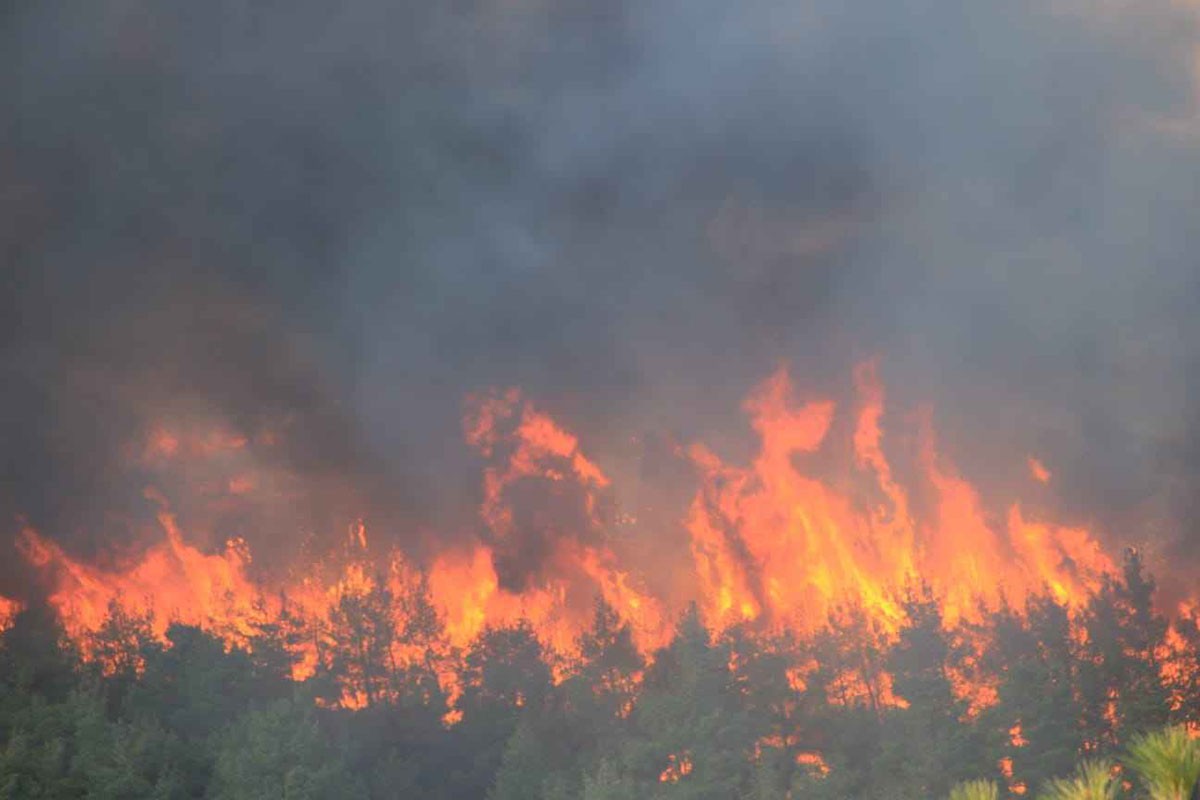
[3,0,1199,594]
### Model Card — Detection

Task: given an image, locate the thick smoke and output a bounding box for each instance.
[3,1,1199,596]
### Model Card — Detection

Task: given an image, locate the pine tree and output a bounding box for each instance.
[491,599,645,800]
[326,580,398,709]
[125,623,260,795]
[793,606,889,800]
[1079,550,1171,750]
[1037,759,1117,800]
[208,698,353,800]
[616,604,756,799]
[985,595,1082,791]
[86,601,160,717]
[448,621,552,799]
[873,587,988,799]
[1124,725,1200,800]
[946,778,999,800]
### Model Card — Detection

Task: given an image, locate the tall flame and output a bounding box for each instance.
[684,362,1111,634]
[10,360,1128,711]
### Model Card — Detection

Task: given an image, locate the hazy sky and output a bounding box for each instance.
[3,0,1199,594]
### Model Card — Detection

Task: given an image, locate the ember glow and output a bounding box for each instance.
[1028,458,1052,485]
[0,596,18,633]
[11,360,1140,713]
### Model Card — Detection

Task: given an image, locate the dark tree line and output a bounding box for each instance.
[0,550,1194,799]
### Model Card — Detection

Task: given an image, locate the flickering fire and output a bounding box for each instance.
[685,362,1111,636]
[8,361,1136,712]
[0,596,19,633]
[17,502,268,649]
[794,751,830,776]
[1028,457,1052,484]
[659,751,694,783]
[1000,756,1028,795]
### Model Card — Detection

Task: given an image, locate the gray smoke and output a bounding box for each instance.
[3,0,1199,596]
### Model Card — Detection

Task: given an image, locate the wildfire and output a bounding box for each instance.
[659,751,694,783]
[0,596,19,632]
[16,503,270,649]
[794,751,830,776]
[8,360,1132,716]
[684,362,1111,636]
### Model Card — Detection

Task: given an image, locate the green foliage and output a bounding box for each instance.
[580,759,638,800]
[986,595,1083,789]
[490,600,645,800]
[327,580,398,709]
[208,699,351,800]
[1038,759,1117,800]
[874,589,988,799]
[0,556,1197,800]
[447,621,553,798]
[0,603,78,707]
[1079,551,1171,751]
[0,691,98,798]
[623,604,757,799]
[0,689,186,800]
[1124,726,1200,800]
[947,779,1000,800]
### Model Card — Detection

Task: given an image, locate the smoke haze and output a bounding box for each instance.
[3,1,1199,596]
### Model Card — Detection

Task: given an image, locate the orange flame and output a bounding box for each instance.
[684,365,1112,637]
[659,751,694,783]
[0,596,19,633]
[12,360,1122,717]
[16,503,270,649]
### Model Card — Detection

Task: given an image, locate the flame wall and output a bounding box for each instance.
[7,363,1129,687]
[3,0,1200,664]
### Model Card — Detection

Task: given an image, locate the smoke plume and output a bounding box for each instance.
[3,0,1199,596]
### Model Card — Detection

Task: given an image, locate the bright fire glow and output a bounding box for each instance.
[685,363,1111,636]
[0,596,19,633]
[1028,457,1052,484]
[9,361,1131,714]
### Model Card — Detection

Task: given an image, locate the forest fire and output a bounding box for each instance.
[684,362,1112,635]
[5,0,1198,795]
[12,360,1200,796]
[9,361,1152,717]
[0,596,18,633]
